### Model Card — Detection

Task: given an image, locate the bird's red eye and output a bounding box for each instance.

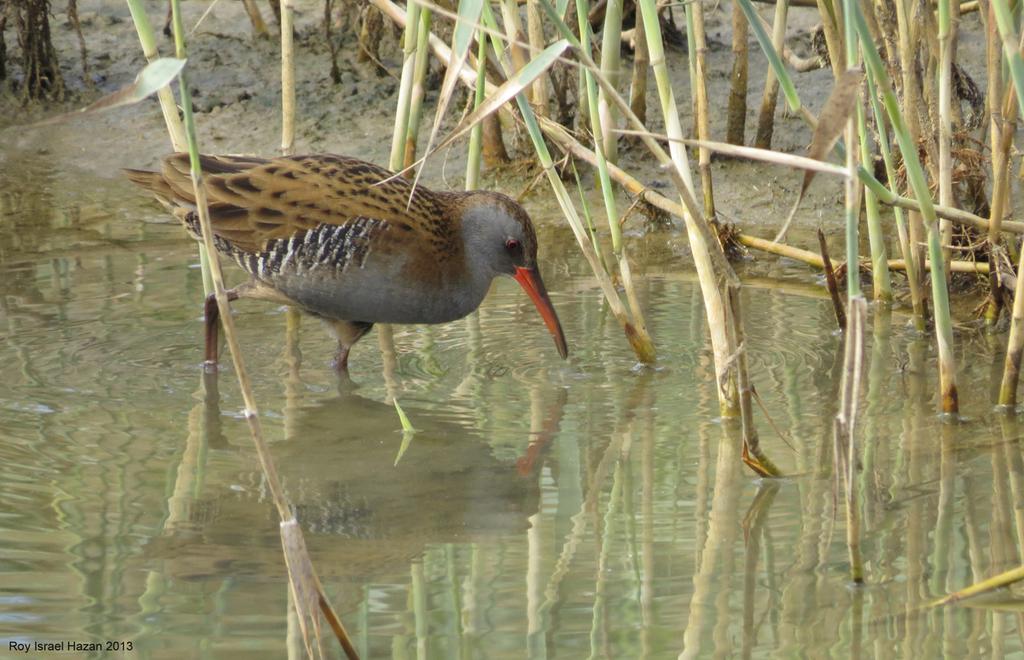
[505,238,520,251]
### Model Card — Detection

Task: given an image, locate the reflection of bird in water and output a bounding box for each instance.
[148,389,566,612]
[274,392,544,539]
[125,153,568,372]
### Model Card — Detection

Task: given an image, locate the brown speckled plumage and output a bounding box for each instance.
[125,152,565,370]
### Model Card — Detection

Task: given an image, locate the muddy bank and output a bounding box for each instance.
[0,0,993,258]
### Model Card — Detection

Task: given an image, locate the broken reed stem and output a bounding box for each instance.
[167,0,355,656]
[280,0,295,155]
[728,285,782,477]
[740,232,989,274]
[931,565,1024,607]
[607,127,1019,235]
[562,128,992,277]
[836,296,867,584]
[818,229,846,330]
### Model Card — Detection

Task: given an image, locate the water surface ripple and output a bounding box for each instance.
[0,159,1020,658]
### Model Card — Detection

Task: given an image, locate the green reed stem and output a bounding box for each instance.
[124,0,187,151]
[855,2,958,414]
[992,0,1024,406]
[536,0,748,415]
[937,0,956,275]
[389,0,423,171]
[597,0,623,164]
[867,75,918,310]
[636,0,736,409]
[479,1,654,361]
[404,7,433,168]
[575,0,621,256]
[570,161,605,268]
[857,102,891,302]
[842,0,859,300]
[735,0,800,113]
[465,29,487,190]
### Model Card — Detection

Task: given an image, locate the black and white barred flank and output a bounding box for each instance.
[185,213,387,280]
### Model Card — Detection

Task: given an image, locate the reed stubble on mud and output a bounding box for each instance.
[753,0,788,149]
[9,0,64,100]
[726,0,749,144]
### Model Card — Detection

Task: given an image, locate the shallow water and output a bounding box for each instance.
[2,152,1024,659]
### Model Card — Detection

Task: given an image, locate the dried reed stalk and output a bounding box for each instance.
[687,0,715,218]
[280,0,295,154]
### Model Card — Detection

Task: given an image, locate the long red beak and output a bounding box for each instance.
[513,266,569,359]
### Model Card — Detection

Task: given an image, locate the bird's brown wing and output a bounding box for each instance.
[125,153,451,255]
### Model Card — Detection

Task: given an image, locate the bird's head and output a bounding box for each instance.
[460,192,568,359]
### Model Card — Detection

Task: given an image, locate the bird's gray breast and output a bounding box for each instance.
[241,220,492,324]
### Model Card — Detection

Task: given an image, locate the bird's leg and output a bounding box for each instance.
[326,320,374,373]
[335,344,354,373]
[203,288,241,368]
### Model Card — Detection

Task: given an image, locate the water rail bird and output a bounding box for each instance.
[125,153,569,371]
